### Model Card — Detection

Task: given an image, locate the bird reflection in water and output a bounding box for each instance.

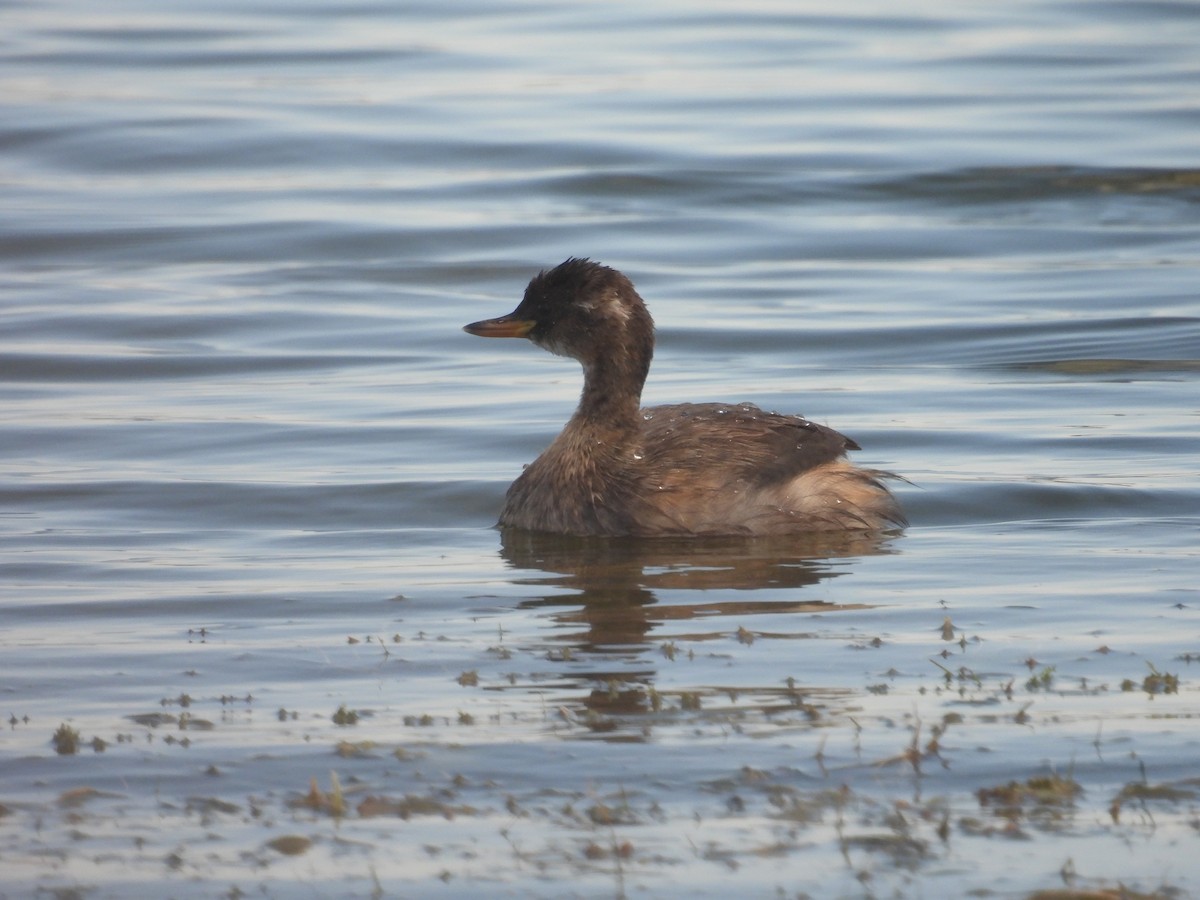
[497,529,899,726]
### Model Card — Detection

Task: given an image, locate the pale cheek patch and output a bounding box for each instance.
[602,289,632,324]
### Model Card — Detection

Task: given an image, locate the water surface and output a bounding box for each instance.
[2,1,1199,897]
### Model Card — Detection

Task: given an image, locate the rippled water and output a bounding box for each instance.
[3,1,1199,897]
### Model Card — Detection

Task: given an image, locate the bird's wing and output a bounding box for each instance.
[637,402,858,488]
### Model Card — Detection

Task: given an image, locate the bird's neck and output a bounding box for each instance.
[571,344,651,431]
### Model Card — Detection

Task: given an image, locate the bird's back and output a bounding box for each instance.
[631,402,904,534]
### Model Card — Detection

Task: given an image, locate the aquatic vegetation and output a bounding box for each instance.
[266,835,312,856]
[51,723,81,755]
[1109,779,1197,824]
[356,793,478,820]
[293,772,346,818]
[335,740,377,758]
[1026,666,1057,692]
[977,774,1083,814]
[1121,663,1179,696]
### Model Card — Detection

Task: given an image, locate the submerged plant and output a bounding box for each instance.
[978,773,1082,826]
[52,723,82,755]
[1120,662,1179,695]
[1025,666,1056,692]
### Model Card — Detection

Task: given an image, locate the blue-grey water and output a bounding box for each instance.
[3,1,1199,897]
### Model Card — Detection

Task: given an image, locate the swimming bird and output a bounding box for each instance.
[464,258,904,536]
